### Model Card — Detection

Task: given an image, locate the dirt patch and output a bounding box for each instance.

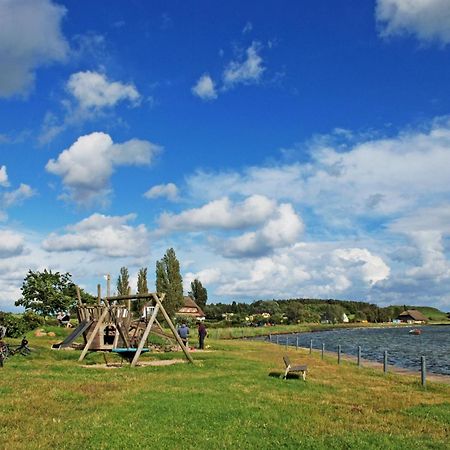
[81,358,187,369]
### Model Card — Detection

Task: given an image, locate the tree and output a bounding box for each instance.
[188,278,207,309]
[155,248,184,318]
[15,269,77,319]
[137,268,148,294]
[116,267,130,296]
[134,267,148,314]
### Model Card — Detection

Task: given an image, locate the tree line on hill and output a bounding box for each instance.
[203,299,431,325]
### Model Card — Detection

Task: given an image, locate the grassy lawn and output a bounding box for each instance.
[1,331,449,449]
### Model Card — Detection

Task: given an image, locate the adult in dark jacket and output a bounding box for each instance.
[197,322,207,349]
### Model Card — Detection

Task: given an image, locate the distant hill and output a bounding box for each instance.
[412,306,449,321]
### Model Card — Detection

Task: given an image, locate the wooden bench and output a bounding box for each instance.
[282,355,307,380]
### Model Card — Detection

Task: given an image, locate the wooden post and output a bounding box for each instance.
[321,343,325,360]
[75,286,82,306]
[269,334,272,343]
[384,350,388,373]
[152,293,194,364]
[357,346,362,367]
[310,339,313,354]
[79,307,109,361]
[421,356,426,387]
[296,336,299,350]
[276,335,279,345]
[338,344,341,364]
[97,284,101,305]
[130,303,160,367]
[106,274,111,298]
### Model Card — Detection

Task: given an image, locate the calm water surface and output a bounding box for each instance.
[265,325,450,375]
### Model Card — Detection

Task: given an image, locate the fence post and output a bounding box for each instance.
[296,336,299,350]
[321,343,325,360]
[269,334,272,343]
[421,356,426,388]
[384,350,388,373]
[286,337,288,349]
[338,344,341,364]
[276,335,279,345]
[357,346,362,367]
[310,339,313,355]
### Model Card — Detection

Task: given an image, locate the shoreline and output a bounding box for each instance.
[256,324,450,382]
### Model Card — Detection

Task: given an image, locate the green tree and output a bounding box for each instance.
[116,267,130,296]
[156,248,184,318]
[188,278,208,309]
[15,269,76,319]
[134,267,148,314]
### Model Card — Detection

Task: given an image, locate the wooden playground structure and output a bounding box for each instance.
[52,287,194,367]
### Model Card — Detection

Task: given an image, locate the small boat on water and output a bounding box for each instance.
[409,329,422,335]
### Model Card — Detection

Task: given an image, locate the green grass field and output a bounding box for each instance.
[1,330,449,449]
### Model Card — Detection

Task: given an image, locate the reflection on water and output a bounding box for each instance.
[267,325,450,375]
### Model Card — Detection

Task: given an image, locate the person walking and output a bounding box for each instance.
[198,322,207,350]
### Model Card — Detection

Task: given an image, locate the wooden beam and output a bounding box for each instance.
[75,286,82,306]
[79,307,109,362]
[97,284,101,305]
[130,303,160,367]
[106,293,157,301]
[152,293,194,364]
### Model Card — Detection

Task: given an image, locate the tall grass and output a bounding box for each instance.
[0,331,449,449]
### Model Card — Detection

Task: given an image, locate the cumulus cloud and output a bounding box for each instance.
[0,230,26,257]
[192,42,265,100]
[67,71,140,109]
[42,213,150,258]
[186,119,450,222]
[46,132,161,205]
[39,71,141,144]
[223,42,265,89]
[376,0,450,44]
[158,195,276,233]
[0,0,68,97]
[222,203,304,257]
[211,242,390,299]
[191,74,218,100]
[144,183,179,201]
[0,166,9,187]
[2,184,35,207]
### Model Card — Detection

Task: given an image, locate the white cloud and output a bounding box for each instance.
[211,243,390,299]
[183,268,221,292]
[222,203,304,257]
[0,166,9,187]
[46,132,161,205]
[191,74,218,100]
[0,0,68,97]
[242,22,253,34]
[376,0,450,44]
[223,42,265,89]
[42,213,150,258]
[186,119,450,221]
[144,183,179,201]
[67,71,140,109]
[2,183,35,207]
[0,230,26,257]
[158,195,276,233]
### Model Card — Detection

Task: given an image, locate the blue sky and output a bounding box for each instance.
[1,0,450,311]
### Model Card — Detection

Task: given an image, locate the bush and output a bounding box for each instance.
[0,312,28,338]
[0,311,44,338]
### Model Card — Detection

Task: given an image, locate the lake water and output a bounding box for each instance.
[264,325,450,376]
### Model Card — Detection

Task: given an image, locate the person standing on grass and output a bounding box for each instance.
[197,322,207,350]
[177,323,189,347]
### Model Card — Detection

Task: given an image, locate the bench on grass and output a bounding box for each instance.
[282,355,307,380]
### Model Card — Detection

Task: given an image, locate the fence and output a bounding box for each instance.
[268,333,428,387]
